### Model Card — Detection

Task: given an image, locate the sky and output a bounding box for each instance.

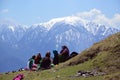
[0,0,120,26]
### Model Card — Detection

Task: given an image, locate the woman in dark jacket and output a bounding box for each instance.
[59,45,69,62]
[53,50,59,65]
[40,51,51,69]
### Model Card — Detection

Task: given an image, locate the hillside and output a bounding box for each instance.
[62,31,120,74]
[0,32,120,80]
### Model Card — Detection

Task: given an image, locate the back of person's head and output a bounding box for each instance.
[53,50,58,56]
[36,53,42,59]
[45,51,51,58]
[32,55,36,59]
[62,45,67,49]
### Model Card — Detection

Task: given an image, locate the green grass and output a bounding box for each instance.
[0,60,104,80]
[0,58,119,80]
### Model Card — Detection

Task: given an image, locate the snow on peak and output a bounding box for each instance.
[61,16,85,25]
[8,26,15,32]
[32,9,120,31]
[35,16,86,30]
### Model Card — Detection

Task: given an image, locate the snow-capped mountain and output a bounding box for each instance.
[17,24,48,56]
[40,17,119,53]
[0,23,28,44]
[0,16,120,72]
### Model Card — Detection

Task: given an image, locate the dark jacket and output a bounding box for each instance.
[53,50,59,65]
[40,57,51,69]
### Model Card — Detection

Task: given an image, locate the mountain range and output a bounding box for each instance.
[0,16,120,72]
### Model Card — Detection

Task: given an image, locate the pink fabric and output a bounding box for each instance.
[32,63,37,68]
[13,74,24,80]
[14,77,20,80]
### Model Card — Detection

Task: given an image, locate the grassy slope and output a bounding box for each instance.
[62,32,120,73]
[0,32,120,80]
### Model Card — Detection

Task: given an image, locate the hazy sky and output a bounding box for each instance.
[0,0,120,25]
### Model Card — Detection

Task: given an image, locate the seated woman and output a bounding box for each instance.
[27,55,37,71]
[40,51,51,69]
[59,45,69,62]
[34,53,42,69]
[53,50,59,65]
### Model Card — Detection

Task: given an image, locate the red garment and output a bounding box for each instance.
[34,53,42,64]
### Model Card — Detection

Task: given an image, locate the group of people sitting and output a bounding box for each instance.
[27,45,78,71]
